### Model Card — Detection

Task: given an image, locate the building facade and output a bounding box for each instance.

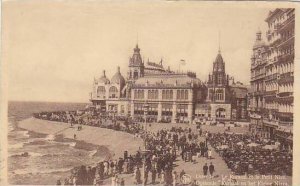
[90,44,248,123]
[197,51,249,121]
[248,8,294,150]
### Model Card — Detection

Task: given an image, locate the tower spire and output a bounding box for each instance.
[136,32,139,47]
[218,30,221,53]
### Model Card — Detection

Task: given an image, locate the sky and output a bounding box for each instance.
[3,0,280,103]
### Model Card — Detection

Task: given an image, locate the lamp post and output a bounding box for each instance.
[142,101,149,186]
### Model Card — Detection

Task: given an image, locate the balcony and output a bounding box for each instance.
[264,90,277,96]
[277,111,293,118]
[279,121,293,126]
[251,73,265,81]
[251,91,265,96]
[278,14,295,31]
[265,73,278,81]
[278,72,294,84]
[278,53,294,64]
[277,91,293,97]
[263,119,278,127]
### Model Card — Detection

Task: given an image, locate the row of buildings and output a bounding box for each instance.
[89,8,294,150]
[90,44,248,124]
[248,8,294,151]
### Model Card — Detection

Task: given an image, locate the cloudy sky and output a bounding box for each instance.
[3,1,283,103]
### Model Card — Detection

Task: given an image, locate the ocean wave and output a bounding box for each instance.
[10,152,44,158]
[45,134,55,141]
[66,142,77,147]
[16,131,30,138]
[9,142,24,149]
[12,167,72,175]
[89,149,98,157]
[8,122,14,132]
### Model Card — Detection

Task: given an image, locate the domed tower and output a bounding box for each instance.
[111,66,126,98]
[98,70,110,84]
[127,44,144,81]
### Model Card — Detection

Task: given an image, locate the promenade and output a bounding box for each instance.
[18,118,292,186]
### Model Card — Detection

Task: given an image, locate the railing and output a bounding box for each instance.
[251,73,265,81]
[278,53,294,64]
[263,119,278,126]
[265,73,278,81]
[279,121,293,126]
[264,90,277,96]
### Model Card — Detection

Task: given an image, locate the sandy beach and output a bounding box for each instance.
[18,117,143,159]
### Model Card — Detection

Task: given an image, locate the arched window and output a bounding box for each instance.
[180,90,184,100]
[185,90,188,100]
[134,71,139,79]
[109,86,118,98]
[170,90,173,100]
[216,89,224,101]
[97,86,106,98]
[162,90,166,99]
[177,90,180,100]
[166,90,169,99]
[155,90,158,99]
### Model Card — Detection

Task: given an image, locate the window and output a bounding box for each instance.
[218,76,222,85]
[177,90,180,99]
[97,86,106,98]
[185,90,188,100]
[134,71,139,79]
[216,89,224,101]
[109,86,118,98]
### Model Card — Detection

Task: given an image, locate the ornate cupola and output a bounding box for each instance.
[98,70,110,84]
[128,44,145,80]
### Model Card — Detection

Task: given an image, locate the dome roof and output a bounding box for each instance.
[98,70,110,84]
[111,66,125,86]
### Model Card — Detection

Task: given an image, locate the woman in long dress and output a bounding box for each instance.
[160,171,165,185]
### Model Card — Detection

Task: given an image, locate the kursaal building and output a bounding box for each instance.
[90,44,248,123]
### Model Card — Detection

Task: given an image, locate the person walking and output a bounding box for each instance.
[160,171,165,185]
[208,149,212,159]
[151,168,157,184]
[172,171,177,186]
[209,162,215,177]
[203,163,208,176]
[134,167,141,184]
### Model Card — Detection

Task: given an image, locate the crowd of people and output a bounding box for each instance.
[33,109,292,185]
[34,110,218,185]
[208,133,292,176]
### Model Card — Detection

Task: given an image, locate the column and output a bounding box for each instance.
[172,103,177,123]
[157,102,162,122]
[130,101,134,117]
[188,103,193,124]
[117,104,121,115]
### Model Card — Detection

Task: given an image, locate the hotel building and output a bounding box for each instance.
[248,8,294,150]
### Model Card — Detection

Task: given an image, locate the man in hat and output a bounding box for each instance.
[209,162,215,177]
[203,163,208,176]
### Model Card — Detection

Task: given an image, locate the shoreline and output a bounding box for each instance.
[18,117,143,160]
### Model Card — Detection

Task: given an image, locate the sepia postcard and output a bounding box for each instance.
[0,1,300,185]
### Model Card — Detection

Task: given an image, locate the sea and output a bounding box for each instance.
[8,101,110,185]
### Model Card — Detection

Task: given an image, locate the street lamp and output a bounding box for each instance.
[142,101,149,186]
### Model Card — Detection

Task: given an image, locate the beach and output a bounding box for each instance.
[18,117,143,159]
